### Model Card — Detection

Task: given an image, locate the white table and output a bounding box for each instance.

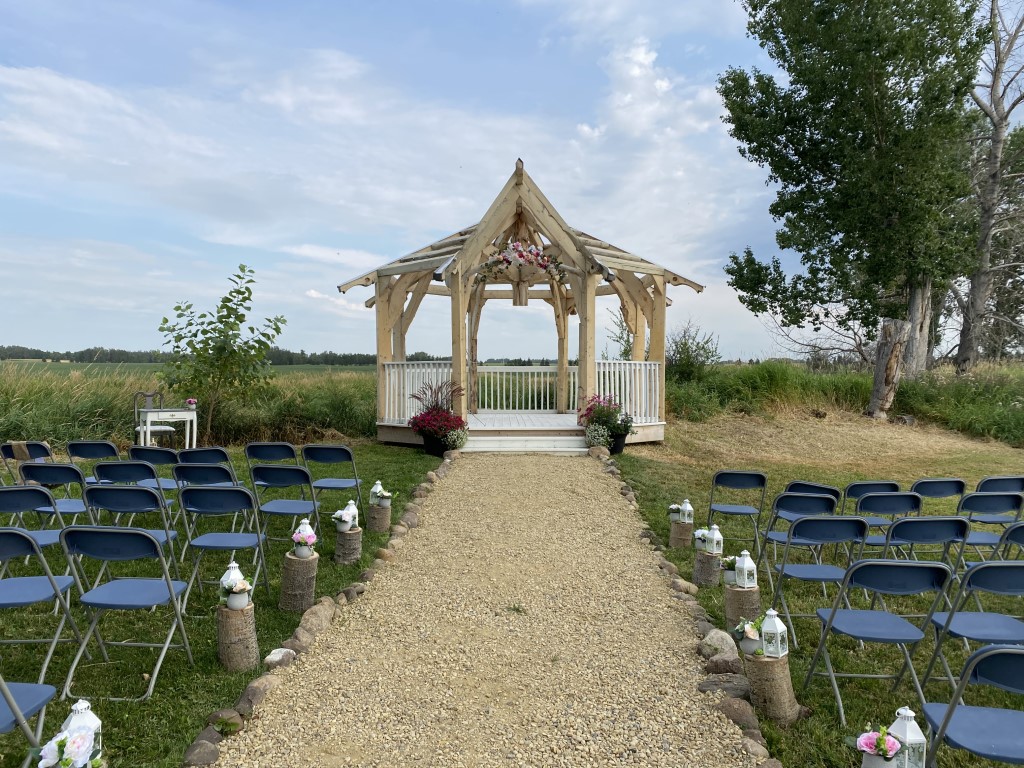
[138,408,198,449]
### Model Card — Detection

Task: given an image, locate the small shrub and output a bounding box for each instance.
[666,320,721,383]
[665,380,722,422]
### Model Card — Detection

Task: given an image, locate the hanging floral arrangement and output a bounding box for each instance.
[476,241,566,285]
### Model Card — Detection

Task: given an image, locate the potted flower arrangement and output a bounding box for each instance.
[377,490,393,508]
[35,728,103,768]
[732,614,765,655]
[408,381,468,457]
[847,724,902,767]
[579,394,635,454]
[185,397,197,410]
[693,528,709,550]
[222,578,252,610]
[333,501,359,532]
[721,555,738,585]
[291,519,317,559]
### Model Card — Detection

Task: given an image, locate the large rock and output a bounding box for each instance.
[695,619,716,638]
[442,450,460,461]
[234,675,281,717]
[697,674,751,701]
[718,697,759,730]
[740,738,770,761]
[263,648,296,670]
[401,511,420,529]
[282,626,315,655]
[182,740,220,766]
[698,629,736,658]
[588,446,610,459]
[706,652,742,674]
[425,471,440,484]
[298,600,336,636]
[194,726,223,745]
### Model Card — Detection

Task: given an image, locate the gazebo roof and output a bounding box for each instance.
[337,159,704,298]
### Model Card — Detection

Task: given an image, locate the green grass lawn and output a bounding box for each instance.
[0,442,437,768]
[619,410,1023,768]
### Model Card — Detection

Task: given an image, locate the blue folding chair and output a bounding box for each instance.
[769,515,868,649]
[127,446,179,493]
[178,486,269,611]
[804,559,952,725]
[0,528,85,684]
[249,464,320,539]
[921,561,1024,690]
[910,477,966,506]
[976,475,1024,494]
[855,492,922,542]
[244,442,299,489]
[59,526,193,701]
[923,645,1024,767]
[841,480,900,514]
[784,480,841,503]
[706,470,768,556]
[91,460,180,529]
[995,521,1024,560]
[178,447,238,482]
[66,440,120,485]
[0,487,67,551]
[0,671,56,768]
[758,492,839,587]
[82,485,179,576]
[0,442,53,485]
[173,463,237,489]
[18,463,89,525]
[958,492,1024,561]
[875,515,969,567]
[301,444,362,509]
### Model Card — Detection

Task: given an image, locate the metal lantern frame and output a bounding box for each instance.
[680,499,694,523]
[707,524,724,555]
[760,608,788,658]
[735,549,758,589]
[888,707,926,768]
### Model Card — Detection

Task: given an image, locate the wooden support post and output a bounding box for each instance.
[724,584,762,632]
[375,277,394,421]
[669,521,693,549]
[334,527,363,565]
[449,270,468,420]
[650,275,667,423]
[279,551,318,613]
[693,550,721,588]
[217,603,259,672]
[631,308,647,362]
[577,272,599,412]
[366,504,391,534]
[747,655,802,726]
[552,283,569,413]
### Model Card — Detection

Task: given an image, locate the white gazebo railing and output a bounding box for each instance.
[380,360,660,425]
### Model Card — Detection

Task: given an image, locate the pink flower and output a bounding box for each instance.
[856,731,901,758]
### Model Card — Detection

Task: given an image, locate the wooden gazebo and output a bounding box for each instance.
[338,160,703,450]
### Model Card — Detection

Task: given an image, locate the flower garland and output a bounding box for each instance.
[476,241,566,284]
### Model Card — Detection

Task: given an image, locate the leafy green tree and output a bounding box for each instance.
[719,0,984,380]
[159,265,286,439]
[666,321,721,383]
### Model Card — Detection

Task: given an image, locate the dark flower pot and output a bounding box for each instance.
[421,434,447,457]
[609,433,627,455]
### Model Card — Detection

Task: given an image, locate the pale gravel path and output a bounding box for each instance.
[214,454,755,768]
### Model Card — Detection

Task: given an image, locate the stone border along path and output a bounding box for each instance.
[204,452,768,768]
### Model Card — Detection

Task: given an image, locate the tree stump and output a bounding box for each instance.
[864,318,911,419]
[334,526,363,565]
[724,584,762,630]
[216,603,259,672]
[693,550,721,587]
[669,521,693,549]
[366,505,391,533]
[747,654,802,726]
[279,551,318,612]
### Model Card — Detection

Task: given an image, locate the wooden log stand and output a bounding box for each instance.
[366,504,391,533]
[334,526,363,565]
[217,603,259,672]
[279,550,319,613]
[746,653,802,726]
[693,550,721,588]
[724,584,762,630]
[669,521,693,549]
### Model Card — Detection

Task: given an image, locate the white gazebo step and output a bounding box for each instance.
[462,435,589,454]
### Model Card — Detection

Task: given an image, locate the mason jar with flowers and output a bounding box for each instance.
[847,723,902,768]
[291,519,317,559]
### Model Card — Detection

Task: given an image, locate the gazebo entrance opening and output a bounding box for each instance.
[338,160,703,449]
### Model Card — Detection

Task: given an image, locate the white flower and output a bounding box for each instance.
[37,732,66,768]
[62,727,96,767]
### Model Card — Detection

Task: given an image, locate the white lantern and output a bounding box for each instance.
[760,608,788,658]
[369,480,383,506]
[694,528,709,550]
[220,560,245,591]
[707,524,724,555]
[343,499,359,529]
[680,499,694,523]
[62,699,102,755]
[888,707,926,768]
[735,550,758,589]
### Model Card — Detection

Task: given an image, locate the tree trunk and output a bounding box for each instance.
[865,318,911,420]
[902,276,933,376]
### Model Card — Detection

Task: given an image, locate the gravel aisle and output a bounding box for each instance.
[214,454,754,768]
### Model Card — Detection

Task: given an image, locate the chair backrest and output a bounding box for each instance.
[84,484,164,516]
[0,442,54,462]
[846,559,951,596]
[999,521,1024,557]
[958,492,1024,518]
[61,525,162,561]
[249,464,313,489]
[713,469,767,490]
[976,475,1024,494]
[959,561,1024,598]
[885,515,969,546]
[910,477,966,500]
[302,444,355,465]
[784,481,842,502]
[92,460,160,486]
[19,462,87,490]
[0,526,44,560]
[179,486,257,517]
[965,644,1024,693]
[773,492,838,517]
[789,515,869,546]
[0,486,59,519]
[128,446,179,467]
[66,440,120,462]
[842,481,901,513]
[173,463,236,488]
[133,391,163,417]
[178,447,231,465]
[854,491,922,518]
[245,442,298,464]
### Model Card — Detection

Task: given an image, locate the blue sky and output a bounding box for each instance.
[0,0,786,360]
